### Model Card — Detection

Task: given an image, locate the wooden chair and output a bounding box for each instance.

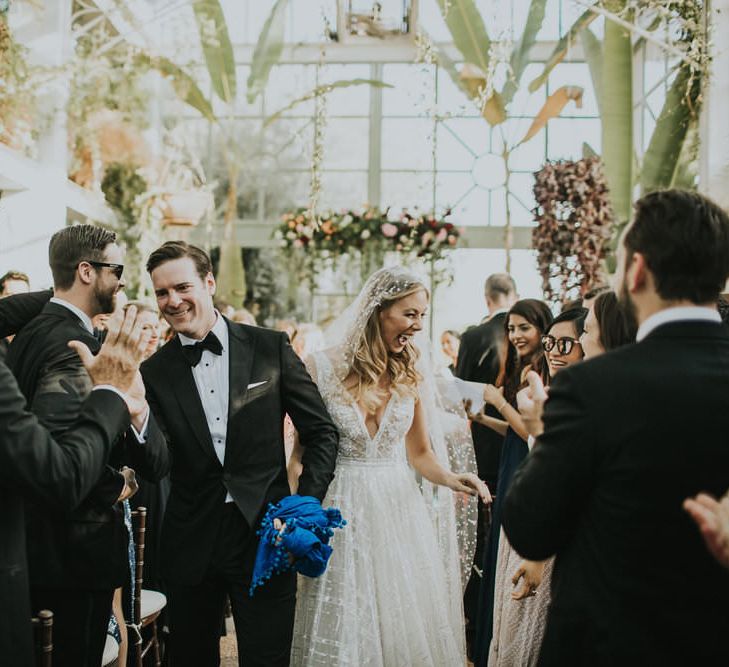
[31,609,53,667]
[128,507,167,667]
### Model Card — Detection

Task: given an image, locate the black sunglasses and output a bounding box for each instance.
[85,261,124,279]
[542,335,581,355]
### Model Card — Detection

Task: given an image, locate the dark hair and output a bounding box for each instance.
[718,296,729,326]
[561,298,583,312]
[484,273,517,301]
[583,284,610,301]
[0,270,30,292]
[497,299,553,405]
[625,190,729,303]
[547,307,588,338]
[48,225,117,290]
[146,241,212,280]
[593,291,637,351]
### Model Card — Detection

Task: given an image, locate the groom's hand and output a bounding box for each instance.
[273,518,295,564]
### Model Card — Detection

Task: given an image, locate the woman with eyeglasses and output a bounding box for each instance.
[469,299,553,667]
[484,308,588,666]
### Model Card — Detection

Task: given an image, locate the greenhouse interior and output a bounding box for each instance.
[2,1,729,666]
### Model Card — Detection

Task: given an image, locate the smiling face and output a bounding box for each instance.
[545,320,584,376]
[151,256,216,339]
[440,331,459,362]
[378,288,428,354]
[507,313,541,359]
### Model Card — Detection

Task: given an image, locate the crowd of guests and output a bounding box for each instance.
[2,188,729,666]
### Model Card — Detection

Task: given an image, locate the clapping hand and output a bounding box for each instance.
[463,399,486,426]
[511,559,546,600]
[516,371,548,438]
[684,490,729,569]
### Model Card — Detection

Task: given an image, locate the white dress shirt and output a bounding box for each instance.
[636,306,721,342]
[178,312,233,502]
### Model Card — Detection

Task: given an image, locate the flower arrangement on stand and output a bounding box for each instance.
[274,206,461,287]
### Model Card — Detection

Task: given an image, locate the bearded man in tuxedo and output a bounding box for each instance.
[503,189,729,665]
[6,225,169,667]
[141,241,338,667]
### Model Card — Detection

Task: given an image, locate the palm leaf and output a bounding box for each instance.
[501,0,548,106]
[264,79,393,127]
[137,53,215,122]
[192,0,236,103]
[641,64,700,193]
[579,27,603,116]
[247,0,288,104]
[518,86,583,144]
[528,7,598,93]
[435,0,491,75]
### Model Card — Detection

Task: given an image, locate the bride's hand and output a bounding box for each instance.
[447,473,491,504]
[511,559,546,600]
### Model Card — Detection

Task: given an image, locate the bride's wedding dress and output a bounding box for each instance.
[290,351,467,666]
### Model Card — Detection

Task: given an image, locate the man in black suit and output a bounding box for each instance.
[456,273,517,492]
[6,225,170,667]
[0,305,155,667]
[0,270,31,362]
[142,241,338,666]
[503,189,729,666]
[456,273,516,651]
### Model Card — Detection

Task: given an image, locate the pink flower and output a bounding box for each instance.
[293,239,304,249]
[381,223,398,238]
[436,228,448,242]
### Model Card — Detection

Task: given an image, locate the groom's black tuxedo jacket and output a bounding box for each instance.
[503,320,729,666]
[6,302,170,590]
[141,320,338,585]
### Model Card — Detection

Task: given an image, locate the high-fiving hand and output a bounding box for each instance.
[684,490,729,570]
[516,370,548,438]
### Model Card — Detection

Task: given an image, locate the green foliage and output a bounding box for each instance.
[502,0,548,106]
[247,0,288,104]
[192,0,236,103]
[101,162,147,224]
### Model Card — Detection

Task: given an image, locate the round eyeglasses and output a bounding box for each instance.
[541,335,581,355]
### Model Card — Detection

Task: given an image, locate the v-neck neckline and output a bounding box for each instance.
[321,352,395,443]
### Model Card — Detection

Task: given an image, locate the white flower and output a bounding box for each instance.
[286,231,297,240]
[399,235,409,243]
[342,214,353,226]
[273,230,283,240]
[361,229,371,239]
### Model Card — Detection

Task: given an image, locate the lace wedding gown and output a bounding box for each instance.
[290,352,467,667]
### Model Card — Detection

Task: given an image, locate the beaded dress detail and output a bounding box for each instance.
[290,351,466,666]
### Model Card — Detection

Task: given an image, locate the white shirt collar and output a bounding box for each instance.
[178,310,228,349]
[636,306,721,342]
[50,297,94,334]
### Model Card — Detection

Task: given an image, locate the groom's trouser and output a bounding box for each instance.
[167,503,296,667]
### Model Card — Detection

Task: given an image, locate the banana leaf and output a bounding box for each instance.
[192,0,236,104]
[582,142,598,158]
[435,0,491,76]
[601,16,633,223]
[670,117,699,190]
[136,53,216,123]
[518,86,583,144]
[579,27,603,116]
[501,0,547,106]
[264,79,393,127]
[528,7,598,93]
[247,0,288,104]
[641,64,700,193]
[435,45,473,98]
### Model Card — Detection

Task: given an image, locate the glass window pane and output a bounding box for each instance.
[321,118,369,170]
[381,118,435,170]
[380,172,435,210]
[546,118,601,161]
[437,119,488,170]
[322,64,372,116]
[383,64,436,116]
[263,65,317,117]
[318,172,368,210]
[436,66,478,117]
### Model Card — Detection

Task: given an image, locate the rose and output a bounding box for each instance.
[293,239,303,248]
[381,223,398,238]
[342,214,353,226]
[286,231,297,240]
[436,228,448,243]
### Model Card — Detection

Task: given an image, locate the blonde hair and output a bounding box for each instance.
[347,282,427,413]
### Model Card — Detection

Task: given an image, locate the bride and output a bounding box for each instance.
[289,267,489,666]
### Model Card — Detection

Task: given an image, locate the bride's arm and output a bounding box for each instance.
[406,397,490,503]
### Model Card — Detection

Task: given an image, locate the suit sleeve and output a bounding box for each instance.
[280,335,339,500]
[0,361,131,510]
[454,329,472,380]
[0,290,52,337]
[502,368,598,560]
[120,414,170,482]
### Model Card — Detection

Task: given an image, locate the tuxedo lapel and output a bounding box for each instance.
[167,337,218,462]
[226,320,255,418]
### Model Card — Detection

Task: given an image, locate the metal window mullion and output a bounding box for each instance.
[368,63,383,208]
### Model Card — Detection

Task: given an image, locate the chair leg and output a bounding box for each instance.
[126,624,143,667]
[152,621,162,667]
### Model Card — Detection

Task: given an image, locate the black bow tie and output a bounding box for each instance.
[182,331,223,367]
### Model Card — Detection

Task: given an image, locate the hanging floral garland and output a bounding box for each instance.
[532,157,613,307]
[274,206,461,284]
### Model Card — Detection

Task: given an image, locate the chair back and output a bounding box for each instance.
[129,507,147,667]
[31,609,53,667]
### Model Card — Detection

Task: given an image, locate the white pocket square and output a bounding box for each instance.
[247,380,268,390]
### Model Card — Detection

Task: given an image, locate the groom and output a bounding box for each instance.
[141,241,339,666]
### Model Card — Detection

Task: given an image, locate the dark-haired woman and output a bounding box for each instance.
[469,299,553,667]
[580,290,637,357]
[488,308,586,666]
